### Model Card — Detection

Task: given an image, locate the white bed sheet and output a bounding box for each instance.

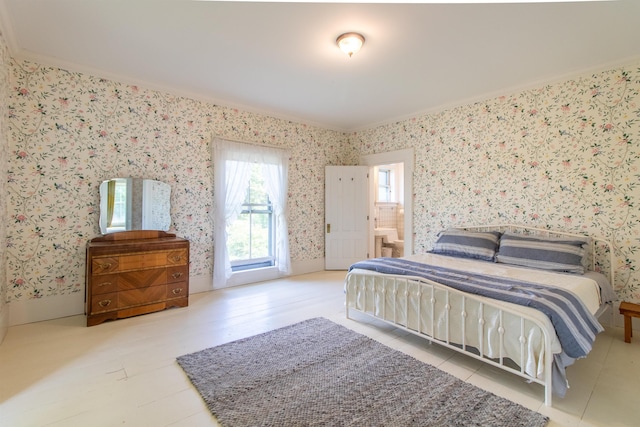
[411,253,603,314]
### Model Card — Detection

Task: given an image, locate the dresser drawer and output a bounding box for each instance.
[90,292,118,314]
[119,285,167,308]
[118,268,167,291]
[119,252,170,271]
[92,257,119,275]
[91,274,118,295]
[167,265,188,283]
[167,282,188,299]
[166,249,188,266]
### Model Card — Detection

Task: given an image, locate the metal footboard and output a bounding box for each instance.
[345,272,554,406]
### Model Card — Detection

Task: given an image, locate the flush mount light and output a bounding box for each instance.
[336,32,365,58]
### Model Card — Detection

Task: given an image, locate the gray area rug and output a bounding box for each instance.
[177,317,548,427]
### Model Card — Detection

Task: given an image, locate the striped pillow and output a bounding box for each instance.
[496,232,589,274]
[431,229,501,261]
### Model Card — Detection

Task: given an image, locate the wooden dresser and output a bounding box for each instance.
[85,230,189,327]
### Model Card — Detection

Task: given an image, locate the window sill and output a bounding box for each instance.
[226,266,281,288]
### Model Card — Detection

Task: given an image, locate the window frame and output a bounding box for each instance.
[230,198,276,271]
[378,168,392,203]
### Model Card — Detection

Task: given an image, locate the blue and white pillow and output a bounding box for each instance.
[431,229,501,261]
[495,232,589,274]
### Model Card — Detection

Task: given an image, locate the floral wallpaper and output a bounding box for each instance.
[0,30,9,338]
[3,48,640,322]
[351,61,640,303]
[6,59,348,306]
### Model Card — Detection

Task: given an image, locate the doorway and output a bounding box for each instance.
[361,149,414,259]
[372,162,404,258]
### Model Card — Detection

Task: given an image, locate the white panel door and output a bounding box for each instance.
[325,166,369,270]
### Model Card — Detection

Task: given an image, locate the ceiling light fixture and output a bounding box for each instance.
[336,32,365,58]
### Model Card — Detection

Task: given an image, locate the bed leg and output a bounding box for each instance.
[544,354,553,406]
[544,386,552,407]
[544,336,553,407]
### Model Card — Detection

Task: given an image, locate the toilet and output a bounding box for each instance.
[374,228,404,258]
[389,239,404,257]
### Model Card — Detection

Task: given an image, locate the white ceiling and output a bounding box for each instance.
[0,0,639,131]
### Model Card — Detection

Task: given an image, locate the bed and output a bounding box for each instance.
[345,224,615,406]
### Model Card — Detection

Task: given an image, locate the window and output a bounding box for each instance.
[227,164,275,271]
[213,138,291,289]
[378,168,392,202]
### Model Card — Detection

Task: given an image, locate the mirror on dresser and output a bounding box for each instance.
[99,178,171,234]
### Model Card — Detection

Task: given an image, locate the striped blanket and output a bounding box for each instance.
[349,257,603,358]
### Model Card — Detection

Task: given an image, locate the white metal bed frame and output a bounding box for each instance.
[345,224,614,406]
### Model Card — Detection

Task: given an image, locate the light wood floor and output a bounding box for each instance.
[1,271,639,426]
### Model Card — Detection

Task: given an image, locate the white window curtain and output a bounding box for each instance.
[213,138,291,288]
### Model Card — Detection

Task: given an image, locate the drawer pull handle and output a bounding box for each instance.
[172,272,183,279]
[172,288,183,295]
[98,282,112,287]
[171,255,183,262]
[98,262,112,270]
[98,299,112,308]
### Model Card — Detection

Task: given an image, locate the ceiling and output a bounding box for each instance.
[0,1,639,131]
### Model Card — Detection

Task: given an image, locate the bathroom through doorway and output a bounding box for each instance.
[360,148,413,260]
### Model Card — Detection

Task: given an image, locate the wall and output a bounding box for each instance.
[6,59,349,324]
[352,61,640,304]
[0,30,9,342]
[5,52,640,327]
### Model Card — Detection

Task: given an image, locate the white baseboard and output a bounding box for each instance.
[598,303,615,328]
[0,304,9,343]
[189,274,213,294]
[291,258,325,276]
[9,292,84,326]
